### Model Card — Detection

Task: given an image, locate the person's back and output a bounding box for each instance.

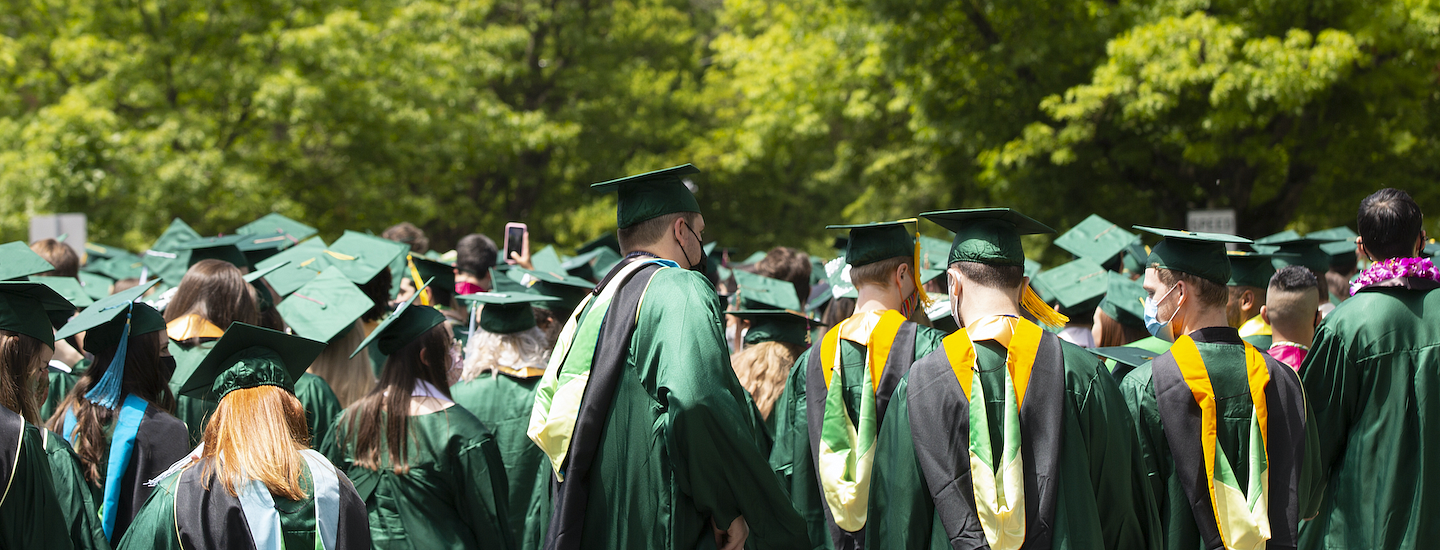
[1300,188,1440,549]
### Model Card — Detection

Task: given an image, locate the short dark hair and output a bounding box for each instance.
[1155,268,1228,308]
[1358,188,1423,260]
[382,222,429,254]
[455,234,498,277]
[1269,265,1318,293]
[754,247,811,304]
[617,212,697,253]
[953,261,1025,290]
[850,256,912,288]
[30,239,78,278]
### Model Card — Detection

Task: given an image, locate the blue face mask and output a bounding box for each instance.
[1143,285,1181,340]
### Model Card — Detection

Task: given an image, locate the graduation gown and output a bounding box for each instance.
[0,409,75,549]
[116,454,371,549]
[53,398,191,544]
[1299,277,1440,549]
[296,372,342,450]
[454,372,551,550]
[324,405,514,550]
[169,339,218,447]
[538,263,806,550]
[768,312,946,549]
[865,320,1161,550]
[44,362,82,421]
[1120,327,1322,550]
[43,430,109,550]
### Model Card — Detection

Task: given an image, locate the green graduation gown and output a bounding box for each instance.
[1120,327,1322,550]
[169,339,218,447]
[0,410,75,549]
[325,405,514,550]
[295,373,342,450]
[43,430,110,550]
[44,362,82,421]
[1298,277,1440,549]
[768,313,946,549]
[453,373,551,550]
[866,326,1161,550]
[540,262,806,550]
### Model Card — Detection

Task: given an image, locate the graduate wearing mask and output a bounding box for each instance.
[1119,227,1322,550]
[768,219,948,550]
[452,289,562,550]
[865,208,1160,550]
[46,282,190,547]
[529,164,805,550]
[325,280,514,550]
[118,323,369,549]
[0,281,81,549]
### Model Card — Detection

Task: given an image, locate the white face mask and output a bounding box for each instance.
[948,272,963,328]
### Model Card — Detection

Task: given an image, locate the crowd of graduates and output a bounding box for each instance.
[0,163,1435,550]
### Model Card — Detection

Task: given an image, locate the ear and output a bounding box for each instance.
[1260,305,1269,325]
[418,346,431,367]
[1242,288,1256,309]
[1416,231,1428,257]
[1357,238,1374,262]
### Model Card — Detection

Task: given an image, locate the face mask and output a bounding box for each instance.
[455,281,485,296]
[949,273,963,328]
[679,221,704,271]
[447,341,464,385]
[1143,284,1182,340]
[159,355,178,380]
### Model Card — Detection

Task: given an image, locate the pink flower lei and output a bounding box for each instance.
[1350,257,1440,296]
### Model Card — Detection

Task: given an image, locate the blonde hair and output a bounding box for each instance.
[730,341,804,419]
[461,326,552,381]
[306,321,377,408]
[201,386,310,500]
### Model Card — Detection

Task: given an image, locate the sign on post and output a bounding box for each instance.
[1186,209,1236,235]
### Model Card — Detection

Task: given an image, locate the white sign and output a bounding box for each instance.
[1187,209,1236,235]
[29,213,87,257]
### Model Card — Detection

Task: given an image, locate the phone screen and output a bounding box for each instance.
[506,227,525,257]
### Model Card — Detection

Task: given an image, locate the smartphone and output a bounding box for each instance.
[504,222,528,264]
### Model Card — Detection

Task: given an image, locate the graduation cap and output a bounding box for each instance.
[1121,238,1149,275]
[1098,272,1146,328]
[919,208,1053,267]
[738,251,768,266]
[457,291,560,334]
[730,309,811,347]
[1023,258,1041,279]
[827,220,917,268]
[252,238,330,297]
[55,281,165,408]
[182,235,250,269]
[0,241,57,281]
[514,268,594,319]
[1088,346,1158,371]
[30,276,94,309]
[141,218,202,288]
[1252,231,1331,273]
[276,266,373,343]
[350,279,447,358]
[235,233,305,266]
[562,247,622,282]
[591,164,702,229]
[236,213,318,243]
[0,281,74,348]
[917,234,953,284]
[1033,258,1108,316]
[329,231,410,285]
[1054,214,1136,266]
[176,322,326,399]
[924,299,959,335]
[83,242,127,260]
[1226,251,1278,288]
[1306,226,1358,243]
[77,271,115,301]
[577,233,620,255]
[1133,226,1252,286]
[409,255,456,299]
[732,270,801,310]
[84,252,145,282]
[529,246,565,274]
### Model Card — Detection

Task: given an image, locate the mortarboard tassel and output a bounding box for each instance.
[1021,285,1068,329]
[84,303,132,410]
[912,238,936,309]
[407,254,432,306]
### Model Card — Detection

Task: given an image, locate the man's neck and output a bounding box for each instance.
[957,288,1023,326]
[1270,326,1313,348]
[854,285,900,315]
[625,245,688,267]
[1178,307,1232,338]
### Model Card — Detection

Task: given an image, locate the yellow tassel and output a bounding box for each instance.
[913,230,935,309]
[1022,285,1067,329]
[406,254,432,306]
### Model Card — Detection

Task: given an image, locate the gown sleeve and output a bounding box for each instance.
[295,374,343,451]
[0,426,75,550]
[44,432,110,550]
[113,473,181,550]
[1071,356,1163,550]
[454,433,516,550]
[766,352,808,490]
[864,379,940,550]
[1297,322,1357,496]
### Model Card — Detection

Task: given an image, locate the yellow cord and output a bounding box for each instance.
[1021,285,1067,329]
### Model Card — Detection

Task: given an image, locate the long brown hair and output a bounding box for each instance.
[0,331,48,423]
[730,341,804,419]
[46,332,174,486]
[307,321,376,408]
[163,259,259,331]
[1094,309,1148,347]
[201,386,310,500]
[340,323,451,474]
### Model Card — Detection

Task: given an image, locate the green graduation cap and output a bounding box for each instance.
[245,261,290,285]
[410,255,456,296]
[824,256,858,300]
[739,250,768,266]
[1133,226,1252,286]
[252,238,330,297]
[276,266,373,343]
[1054,214,1137,266]
[1033,258,1108,313]
[1306,226,1358,243]
[1226,252,1278,288]
[0,241,57,281]
[237,213,319,243]
[457,291,560,334]
[235,233,305,266]
[1023,258,1041,279]
[514,268,594,319]
[828,220,917,267]
[30,276,94,309]
[917,234,953,284]
[177,323,326,399]
[732,270,801,310]
[920,208,1054,267]
[1252,231,1331,273]
[0,281,74,348]
[562,247,622,282]
[84,252,145,282]
[591,164,702,229]
[329,231,410,285]
[54,280,166,408]
[1098,272,1146,328]
[1121,238,1149,275]
[1088,345,1158,371]
[577,233,621,255]
[141,218,202,288]
[77,271,115,301]
[730,309,811,347]
[182,235,250,269]
[1424,241,1440,259]
[529,246,565,274]
[83,242,126,261]
[350,279,447,358]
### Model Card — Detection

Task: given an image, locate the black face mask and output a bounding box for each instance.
[680,221,705,272]
[159,355,178,380]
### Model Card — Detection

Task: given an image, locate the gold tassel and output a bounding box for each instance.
[913,232,935,309]
[406,254,432,306]
[1022,285,1067,329]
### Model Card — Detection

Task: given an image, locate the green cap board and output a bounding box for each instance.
[562,247,622,282]
[514,268,593,319]
[577,233,620,255]
[1054,214,1136,265]
[237,213,319,243]
[1098,272,1146,328]
[329,231,410,285]
[457,291,560,335]
[141,218,202,288]
[276,266,373,343]
[77,271,115,301]
[732,270,801,310]
[1252,231,1332,273]
[917,234,953,284]
[591,164,702,229]
[182,235,250,269]
[30,276,94,309]
[0,241,57,281]
[730,309,811,347]
[56,281,165,352]
[1226,252,1279,288]
[1033,258,1108,315]
[410,255,456,296]
[828,220,916,268]
[0,281,74,348]
[83,242,126,260]
[920,208,1053,267]
[1133,226,1252,286]
[529,246,565,274]
[1121,238,1149,275]
[177,322,326,399]
[252,238,330,297]
[1088,346,1159,370]
[350,279,446,358]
